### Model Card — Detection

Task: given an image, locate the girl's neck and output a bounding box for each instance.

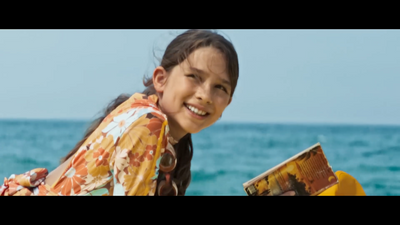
[155,94,187,143]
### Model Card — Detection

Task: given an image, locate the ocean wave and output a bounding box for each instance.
[0,154,51,165]
[348,140,370,147]
[362,146,400,158]
[358,164,400,173]
[191,169,227,181]
[0,154,53,179]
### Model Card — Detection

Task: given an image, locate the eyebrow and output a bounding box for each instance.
[189,66,231,86]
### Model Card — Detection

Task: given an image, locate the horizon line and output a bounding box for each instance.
[1,117,400,127]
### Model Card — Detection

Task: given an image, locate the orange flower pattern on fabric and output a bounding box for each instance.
[129,152,142,167]
[58,149,89,196]
[93,148,110,167]
[0,93,173,196]
[144,145,157,161]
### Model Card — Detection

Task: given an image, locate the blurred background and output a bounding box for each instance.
[1,29,399,195]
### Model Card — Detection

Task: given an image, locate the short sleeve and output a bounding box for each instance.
[109,112,168,196]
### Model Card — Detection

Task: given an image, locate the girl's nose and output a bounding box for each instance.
[196,86,213,105]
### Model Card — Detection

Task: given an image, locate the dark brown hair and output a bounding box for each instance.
[61,29,239,195]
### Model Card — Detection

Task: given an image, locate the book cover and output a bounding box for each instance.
[243,143,338,196]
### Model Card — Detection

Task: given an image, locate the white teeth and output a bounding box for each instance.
[187,105,206,116]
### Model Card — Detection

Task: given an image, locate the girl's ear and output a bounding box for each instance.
[153,66,168,93]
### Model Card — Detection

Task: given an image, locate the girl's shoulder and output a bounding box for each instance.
[102,93,167,125]
[111,93,167,121]
[100,93,170,142]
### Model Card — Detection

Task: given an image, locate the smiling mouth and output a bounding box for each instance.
[184,103,209,117]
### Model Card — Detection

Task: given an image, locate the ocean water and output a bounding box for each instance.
[1,119,399,196]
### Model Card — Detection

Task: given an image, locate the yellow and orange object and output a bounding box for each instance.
[318,171,366,196]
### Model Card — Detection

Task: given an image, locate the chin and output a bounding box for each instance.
[183,125,205,134]
[179,119,216,134]
[185,128,201,134]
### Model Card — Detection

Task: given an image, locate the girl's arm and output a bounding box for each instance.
[44,157,73,187]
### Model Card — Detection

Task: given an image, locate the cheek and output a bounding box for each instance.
[184,79,197,89]
[215,96,230,112]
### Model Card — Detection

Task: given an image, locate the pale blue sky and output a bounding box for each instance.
[1,29,399,125]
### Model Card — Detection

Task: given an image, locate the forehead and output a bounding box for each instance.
[183,47,228,79]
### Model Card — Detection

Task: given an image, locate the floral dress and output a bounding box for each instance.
[0,93,176,196]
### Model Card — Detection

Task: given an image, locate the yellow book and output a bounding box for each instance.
[243,143,338,196]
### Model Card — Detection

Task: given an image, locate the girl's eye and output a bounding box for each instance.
[216,85,228,93]
[187,74,202,83]
[186,74,197,79]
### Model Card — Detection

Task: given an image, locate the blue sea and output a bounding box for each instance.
[1,119,399,196]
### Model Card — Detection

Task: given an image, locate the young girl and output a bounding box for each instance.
[0,29,239,196]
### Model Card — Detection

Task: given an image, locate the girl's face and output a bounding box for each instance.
[153,47,232,140]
